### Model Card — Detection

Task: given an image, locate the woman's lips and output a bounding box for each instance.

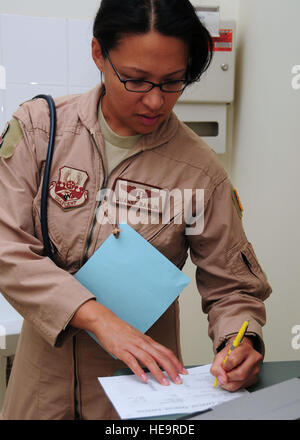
[138,114,161,126]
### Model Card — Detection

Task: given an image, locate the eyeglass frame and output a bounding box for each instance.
[101,46,188,93]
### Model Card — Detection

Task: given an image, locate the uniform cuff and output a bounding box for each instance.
[213,319,265,358]
[216,332,265,357]
[55,297,97,347]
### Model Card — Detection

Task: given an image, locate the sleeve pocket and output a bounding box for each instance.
[240,242,264,279]
[227,242,267,284]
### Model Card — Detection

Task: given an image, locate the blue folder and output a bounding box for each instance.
[74,223,190,346]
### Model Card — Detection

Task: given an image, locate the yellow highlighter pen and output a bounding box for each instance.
[213,320,249,388]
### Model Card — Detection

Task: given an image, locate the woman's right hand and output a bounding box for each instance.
[70,299,187,386]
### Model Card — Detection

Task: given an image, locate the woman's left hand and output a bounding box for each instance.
[210,337,263,391]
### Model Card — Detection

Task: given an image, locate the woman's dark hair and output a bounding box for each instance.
[93,0,213,84]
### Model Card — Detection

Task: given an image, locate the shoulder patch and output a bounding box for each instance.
[231,186,244,219]
[0,118,24,158]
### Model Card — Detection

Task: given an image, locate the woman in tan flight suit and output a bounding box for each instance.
[0,0,271,420]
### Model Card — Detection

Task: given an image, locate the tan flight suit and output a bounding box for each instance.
[0,84,271,419]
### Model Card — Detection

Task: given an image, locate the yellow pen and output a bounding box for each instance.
[213,320,249,388]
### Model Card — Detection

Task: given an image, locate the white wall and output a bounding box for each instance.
[0,0,100,20]
[0,13,101,128]
[0,0,299,366]
[231,0,300,361]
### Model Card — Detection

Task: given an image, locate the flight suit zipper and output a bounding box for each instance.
[82,129,108,265]
[82,129,144,264]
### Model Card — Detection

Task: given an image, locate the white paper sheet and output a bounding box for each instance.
[98,364,249,419]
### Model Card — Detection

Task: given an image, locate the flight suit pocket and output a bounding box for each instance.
[228,241,266,282]
[229,241,272,301]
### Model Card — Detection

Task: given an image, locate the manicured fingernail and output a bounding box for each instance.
[181,368,189,375]
[175,376,182,384]
[141,373,148,382]
[162,377,170,386]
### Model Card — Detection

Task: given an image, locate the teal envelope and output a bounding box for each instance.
[74,223,190,346]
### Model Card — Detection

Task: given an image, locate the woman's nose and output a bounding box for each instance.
[142,86,164,112]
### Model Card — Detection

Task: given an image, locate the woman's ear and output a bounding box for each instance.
[92,37,105,72]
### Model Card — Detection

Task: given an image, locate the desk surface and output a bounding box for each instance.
[248,360,300,392]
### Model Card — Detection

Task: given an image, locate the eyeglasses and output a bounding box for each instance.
[103,48,187,93]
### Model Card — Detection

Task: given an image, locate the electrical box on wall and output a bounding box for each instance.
[174,20,236,154]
